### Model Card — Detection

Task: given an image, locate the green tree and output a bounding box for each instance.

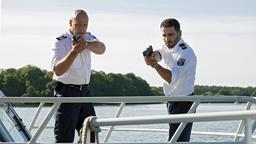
[1,65,256,97]
[230,88,241,96]
[90,71,112,96]
[0,68,24,96]
[18,65,50,97]
[203,91,214,96]
[251,90,256,96]
[151,86,164,96]
[125,73,152,96]
[23,86,39,97]
[216,89,230,96]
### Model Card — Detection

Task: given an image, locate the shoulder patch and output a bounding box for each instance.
[179,43,187,50]
[87,32,97,39]
[177,58,186,66]
[91,35,97,39]
[56,35,67,41]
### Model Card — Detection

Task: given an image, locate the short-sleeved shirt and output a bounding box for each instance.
[51,31,99,85]
[157,38,197,96]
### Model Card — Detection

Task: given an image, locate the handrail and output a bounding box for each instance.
[1,95,256,144]
[91,110,256,126]
[0,95,256,103]
[88,110,256,143]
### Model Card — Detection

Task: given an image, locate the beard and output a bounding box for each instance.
[165,36,180,49]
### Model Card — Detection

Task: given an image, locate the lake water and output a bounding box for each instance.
[15,103,256,143]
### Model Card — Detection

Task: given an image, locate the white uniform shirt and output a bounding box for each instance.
[158,38,197,96]
[51,31,99,85]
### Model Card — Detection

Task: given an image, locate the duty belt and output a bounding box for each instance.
[55,81,89,91]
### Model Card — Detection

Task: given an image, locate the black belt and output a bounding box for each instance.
[167,92,194,104]
[55,81,89,91]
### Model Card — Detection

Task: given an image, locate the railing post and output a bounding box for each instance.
[234,102,252,141]
[252,119,256,134]
[243,118,252,144]
[104,102,126,143]
[28,102,45,132]
[169,101,199,143]
[29,102,60,144]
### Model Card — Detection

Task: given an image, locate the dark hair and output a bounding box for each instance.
[160,18,180,32]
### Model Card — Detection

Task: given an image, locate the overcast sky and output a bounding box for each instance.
[1,0,256,87]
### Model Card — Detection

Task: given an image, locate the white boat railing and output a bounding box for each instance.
[85,110,256,144]
[0,95,256,144]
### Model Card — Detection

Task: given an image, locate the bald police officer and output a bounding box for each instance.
[144,18,196,142]
[51,9,106,143]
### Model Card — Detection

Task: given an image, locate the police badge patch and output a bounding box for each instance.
[177,58,186,66]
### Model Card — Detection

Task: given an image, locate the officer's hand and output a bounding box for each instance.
[144,55,157,68]
[152,51,161,62]
[72,39,87,54]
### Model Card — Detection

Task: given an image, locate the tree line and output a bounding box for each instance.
[0,65,255,97]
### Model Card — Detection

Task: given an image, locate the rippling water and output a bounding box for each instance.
[15,103,256,143]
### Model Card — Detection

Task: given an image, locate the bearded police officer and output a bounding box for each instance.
[51,9,106,143]
[144,18,196,142]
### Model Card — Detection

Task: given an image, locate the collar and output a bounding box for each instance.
[67,30,74,40]
[174,38,184,52]
[165,38,184,53]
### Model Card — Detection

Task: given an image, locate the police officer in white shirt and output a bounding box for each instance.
[51,9,106,143]
[144,18,196,142]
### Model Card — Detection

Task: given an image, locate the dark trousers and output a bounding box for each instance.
[167,101,193,142]
[53,83,96,143]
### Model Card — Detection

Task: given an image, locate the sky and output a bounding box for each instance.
[1,0,256,87]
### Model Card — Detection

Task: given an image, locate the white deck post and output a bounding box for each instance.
[29,102,60,144]
[169,101,199,143]
[243,118,252,144]
[104,102,126,142]
[28,102,45,132]
[234,102,252,141]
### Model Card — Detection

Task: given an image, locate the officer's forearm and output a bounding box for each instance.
[53,50,78,76]
[154,64,172,84]
[87,41,106,54]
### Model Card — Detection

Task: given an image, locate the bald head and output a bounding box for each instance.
[71,9,88,20]
[69,9,89,35]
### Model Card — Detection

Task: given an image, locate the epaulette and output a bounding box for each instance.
[86,32,97,39]
[179,43,187,50]
[56,34,67,41]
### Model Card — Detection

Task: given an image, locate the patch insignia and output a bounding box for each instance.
[87,32,97,39]
[179,43,187,49]
[56,35,67,41]
[91,35,97,39]
[177,58,186,66]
